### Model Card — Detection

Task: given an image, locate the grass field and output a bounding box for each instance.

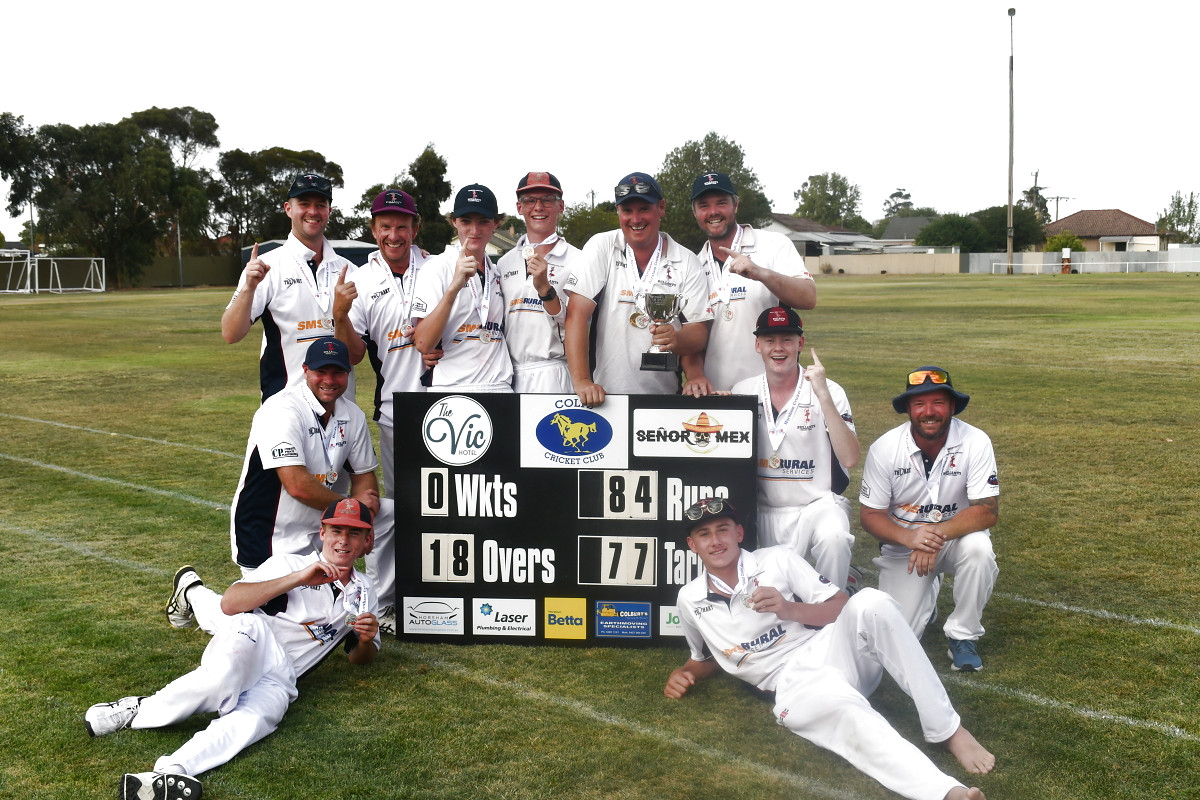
[2,273,1197,800]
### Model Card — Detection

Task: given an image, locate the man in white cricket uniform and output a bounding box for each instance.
[859,367,1000,672]
[665,498,994,800]
[85,499,381,800]
[730,307,859,590]
[687,172,816,393]
[563,172,711,406]
[496,171,579,393]
[222,173,357,402]
[411,184,513,392]
[333,188,439,495]
[229,337,398,631]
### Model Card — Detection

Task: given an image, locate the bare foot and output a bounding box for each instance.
[943,725,995,774]
[944,788,986,800]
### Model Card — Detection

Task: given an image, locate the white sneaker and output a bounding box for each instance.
[844,565,864,596]
[166,566,203,630]
[120,771,203,800]
[378,604,396,636]
[85,695,143,737]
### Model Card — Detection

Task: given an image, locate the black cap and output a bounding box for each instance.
[753,306,803,336]
[892,366,971,415]
[690,171,737,201]
[288,173,333,201]
[304,336,351,371]
[452,184,499,219]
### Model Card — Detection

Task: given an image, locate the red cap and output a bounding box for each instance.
[322,498,373,529]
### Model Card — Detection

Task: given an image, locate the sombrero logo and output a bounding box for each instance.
[632,407,755,459]
[422,395,493,466]
[537,409,612,456]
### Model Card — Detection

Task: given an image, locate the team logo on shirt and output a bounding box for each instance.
[272,442,299,459]
[422,395,493,466]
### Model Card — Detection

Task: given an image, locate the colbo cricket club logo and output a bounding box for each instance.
[536,408,613,457]
[422,395,493,466]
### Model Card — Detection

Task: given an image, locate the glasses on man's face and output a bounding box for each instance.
[684,497,725,521]
[615,181,656,198]
[907,369,950,386]
[518,195,561,208]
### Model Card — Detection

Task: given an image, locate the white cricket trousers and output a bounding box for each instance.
[757,495,855,590]
[874,530,998,641]
[132,602,298,777]
[512,359,573,394]
[773,589,965,800]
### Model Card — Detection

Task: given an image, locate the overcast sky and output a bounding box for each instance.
[4,0,1195,238]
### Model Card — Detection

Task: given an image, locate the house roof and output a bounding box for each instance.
[768,213,852,234]
[880,216,936,241]
[1044,209,1157,238]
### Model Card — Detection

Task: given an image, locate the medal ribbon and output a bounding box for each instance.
[462,245,498,336]
[707,551,750,597]
[706,224,745,308]
[296,243,335,313]
[760,374,810,455]
[312,408,347,488]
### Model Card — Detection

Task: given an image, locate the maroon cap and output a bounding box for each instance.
[516,171,562,195]
[370,189,418,217]
[322,498,373,529]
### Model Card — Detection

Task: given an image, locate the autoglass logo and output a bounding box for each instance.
[422,395,493,466]
[536,409,612,455]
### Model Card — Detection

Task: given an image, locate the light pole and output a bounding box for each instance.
[1006,7,1016,274]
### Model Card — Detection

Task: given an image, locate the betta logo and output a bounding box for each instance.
[536,409,613,456]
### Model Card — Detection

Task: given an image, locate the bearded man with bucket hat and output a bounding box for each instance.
[858,367,1000,672]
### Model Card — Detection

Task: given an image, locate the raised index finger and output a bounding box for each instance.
[810,347,822,366]
[250,242,259,261]
[338,265,348,284]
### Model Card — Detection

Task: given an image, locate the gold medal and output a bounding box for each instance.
[767,453,781,469]
[630,311,649,329]
[522,245,536,259]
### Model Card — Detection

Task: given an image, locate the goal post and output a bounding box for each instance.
[35,256,106,293]
[1,250,33,293]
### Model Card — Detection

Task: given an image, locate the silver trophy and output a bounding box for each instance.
[640,292,683,372]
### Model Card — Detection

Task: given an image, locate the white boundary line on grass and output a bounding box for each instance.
[425,655,861,800]
[0,452,228,511]
[6,517,1198,749]
[942,673,1200,743]
[993,591,1200,635]
[0,412,241,458]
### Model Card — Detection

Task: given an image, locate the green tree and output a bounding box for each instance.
[655,131,773,251]
[793,172,861,227]
[914,214,991,251]
[883,188,913,218]
[562,201,617,247]
[404,145,453,253]
[1019,175,1049,223]
[0,113,39,242]
[972,204,1044,251]
[211,147,345,251]
[1044,231,1086,252]
[10,120,178,286]
[1156,191,1199,244]
[124,107,220,255]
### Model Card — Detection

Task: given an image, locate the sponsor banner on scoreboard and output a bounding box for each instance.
[594,601,653,639]
[473,597,537,636]
[658,605,685,637]
[520,394,629,469]
[403,596,467,635]
[632,408,755,459]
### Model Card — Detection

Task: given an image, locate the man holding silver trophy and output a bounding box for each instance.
[563,172,712,406]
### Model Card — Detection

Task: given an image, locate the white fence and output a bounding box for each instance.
[973,251,1200,275]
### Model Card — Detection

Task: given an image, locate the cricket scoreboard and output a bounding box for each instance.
[392,392,758,647]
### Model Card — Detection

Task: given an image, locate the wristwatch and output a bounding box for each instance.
[538,286,557,302]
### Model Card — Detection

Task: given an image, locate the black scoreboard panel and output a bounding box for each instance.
[392,392,758,647]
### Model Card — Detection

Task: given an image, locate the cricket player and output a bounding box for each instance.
[85,498,381,800]
[496,171,580,393]
[666,497,994,800]
[221,173,357,402]
[859,366,1000,672]
[688,171,816,392]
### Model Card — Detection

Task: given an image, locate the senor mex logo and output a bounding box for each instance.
[423,395,493,466]
[536,409,612,455]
